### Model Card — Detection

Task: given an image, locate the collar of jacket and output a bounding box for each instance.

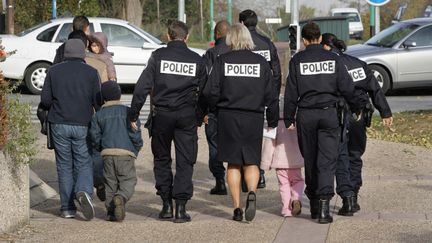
[331,48,343,56]
[167,40,188,49]
[215,37,226,46]
[306,44,324,50]
[102,100,122,107]
[247,26,257,32]
[64,57,86,63]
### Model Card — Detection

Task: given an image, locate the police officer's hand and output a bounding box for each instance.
[382,117,393,127]
[131,121,138,131]
[287,123,296,130]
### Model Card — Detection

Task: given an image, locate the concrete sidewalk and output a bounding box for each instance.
[9,130,432,242]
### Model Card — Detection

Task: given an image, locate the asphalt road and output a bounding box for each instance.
[9,87,432,123]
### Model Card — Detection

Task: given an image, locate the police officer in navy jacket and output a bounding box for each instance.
[321,33,392,216]
[130,20,207,223]
[239,9,282,189]
[284,22,360,224]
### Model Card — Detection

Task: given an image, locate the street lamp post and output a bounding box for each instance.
[52,0,57,19]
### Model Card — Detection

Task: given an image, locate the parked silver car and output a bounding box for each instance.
[346,18,432,94]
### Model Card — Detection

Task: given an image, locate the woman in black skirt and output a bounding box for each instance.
[203,23,278,222]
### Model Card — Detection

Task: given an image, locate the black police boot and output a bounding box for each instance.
[158,199,173,220]
[174,200,191,223]
[210,179,227,195]
[338,196,354,216]
[257,170,266,189]
[352,193,361,213]
[310,199,319,219]
[318,199,333,224]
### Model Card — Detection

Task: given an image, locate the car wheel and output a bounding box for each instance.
[369,64,391,94]
[25,62,51,95]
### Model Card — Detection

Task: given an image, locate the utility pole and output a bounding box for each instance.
[210,0,214,41]
[290,0,300,53]
[178,0,185,22]
[52,0,57,19]
[200,0,204,40]
[227,0,232,24]
[369,5,375,37]
[157,0,160,26]
[6,0,13,34]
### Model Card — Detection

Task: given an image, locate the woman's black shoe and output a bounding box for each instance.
[245,191,256,221]
[233,208,243,221]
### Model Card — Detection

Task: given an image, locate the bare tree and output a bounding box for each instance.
[125,0,144,26]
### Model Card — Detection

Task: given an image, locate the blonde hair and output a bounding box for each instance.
[226,23,255,51]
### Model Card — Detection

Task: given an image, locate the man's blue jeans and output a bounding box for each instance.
[51,123,93,212]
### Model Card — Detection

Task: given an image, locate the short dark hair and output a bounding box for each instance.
[301,22,321,41]
[239,10,258,27]
[68,30,87,47]
[73,16,89,31]
[168,20,189,40]
[214,20,230,40]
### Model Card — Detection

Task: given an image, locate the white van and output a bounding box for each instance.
[331,8,364,39]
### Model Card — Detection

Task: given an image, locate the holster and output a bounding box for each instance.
[336,100,346,127]
[364,103,375,128]
[144,104,155,138]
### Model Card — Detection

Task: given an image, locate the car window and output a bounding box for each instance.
[406,25,432,47]
[366,23,419,47]
[55,23,95,43]
[334,12,360,22]
[17,21,51,37]
[101,23,145,48]
[36,25,60,42]
[129,23,162,44]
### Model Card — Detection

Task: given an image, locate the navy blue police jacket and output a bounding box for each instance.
[335,49,392,118]
[129,41,207,123]
[284,44,358,127]
[203,49,279,128]
[248,26,282,95]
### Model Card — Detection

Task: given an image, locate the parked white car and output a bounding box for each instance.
[0,17,205,94]
[331,8,364,39]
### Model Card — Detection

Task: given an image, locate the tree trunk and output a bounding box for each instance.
[125,0,143,27]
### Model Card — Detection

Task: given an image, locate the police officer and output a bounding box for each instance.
[321,33,393,215]
[130,20,207,223]
[203,23,278,222]
[202,20,231,195]
[284,22,360,224]
[239,9,282,188]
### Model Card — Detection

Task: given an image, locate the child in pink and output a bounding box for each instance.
[261,98,305,217]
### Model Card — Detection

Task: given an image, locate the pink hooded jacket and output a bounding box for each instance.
[88,32,117,81]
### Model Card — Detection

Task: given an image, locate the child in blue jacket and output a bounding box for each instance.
[90,81,143,221]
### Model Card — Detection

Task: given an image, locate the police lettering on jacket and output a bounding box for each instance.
[160,60,197,76]
[252,50,271,61]
[224,63,261,77]
[348,67,366,82]
[300,61,335,75]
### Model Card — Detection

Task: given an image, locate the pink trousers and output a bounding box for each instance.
[276,168,305,217]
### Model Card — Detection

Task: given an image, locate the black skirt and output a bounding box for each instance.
[217,109,264,165]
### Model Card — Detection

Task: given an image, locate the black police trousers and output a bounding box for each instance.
[205,112,225,180]
[335,112,355,197]
[347,113,367,193]
[151,106,198,201]
[296,107,340,200]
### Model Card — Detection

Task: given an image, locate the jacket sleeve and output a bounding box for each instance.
[52,44,64,65]
[203,57,221,110]
[196,62,209,126]
[264,63,279,128]
[284,58,299,127]
[128,117,143,152]
[269,41,282,95]
[363,62,392,118]
[130,53,157,122]
[40,70,53,110]
[92,72,102,111]
[336,59,358,112]
[89,114,102,151]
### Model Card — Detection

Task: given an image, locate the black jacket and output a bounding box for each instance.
[53,43,66,65]
[203,49,279,128]
[40,58,101,126]
[284,44,358,126]
[130,41,207,122]
[248,26,282,94]
[203,37,231,71]
[336,50,392,118]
